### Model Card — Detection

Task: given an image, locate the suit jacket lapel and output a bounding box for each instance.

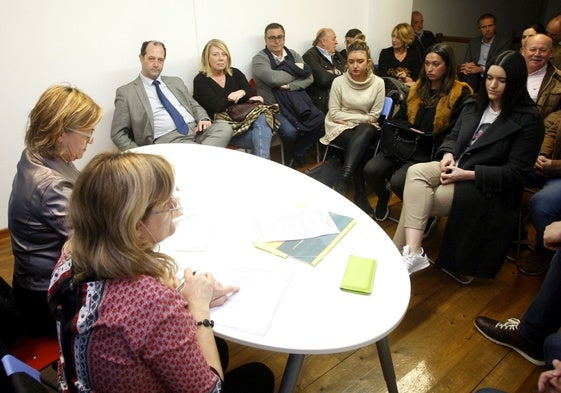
[162,76,192,114]
[133,76,154,129]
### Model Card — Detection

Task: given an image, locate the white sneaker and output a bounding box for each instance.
[402,245,430,275]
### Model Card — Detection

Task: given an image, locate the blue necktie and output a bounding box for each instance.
[153,80,189,135]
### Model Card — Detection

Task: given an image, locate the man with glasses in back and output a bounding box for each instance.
[515,33,561,276]
[110,40,232,151]
[252,22,324,169]
[459,13,511,92]
[546,14,561,69]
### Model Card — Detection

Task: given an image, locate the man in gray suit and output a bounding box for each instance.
[111,40,232,150]
[460,13,512,92]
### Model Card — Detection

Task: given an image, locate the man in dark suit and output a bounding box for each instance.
[460,13,512,92]
[411,11,437,61]
[110,40,232,150]
[302,28,346,114]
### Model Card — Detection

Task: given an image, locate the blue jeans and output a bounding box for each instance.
[230,114,273,159]
[276,113,323,161]
[520,250,561,353]
[527,173,561,252]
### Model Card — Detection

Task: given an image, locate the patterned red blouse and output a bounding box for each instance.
[48,252,221,392]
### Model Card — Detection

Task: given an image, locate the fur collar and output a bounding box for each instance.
[407,81,471,135]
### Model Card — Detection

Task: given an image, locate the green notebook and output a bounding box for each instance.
[340,255,377,294]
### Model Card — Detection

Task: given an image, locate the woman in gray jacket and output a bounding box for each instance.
[8,84,102,336]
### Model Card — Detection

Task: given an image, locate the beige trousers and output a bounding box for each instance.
[393,161,455,250]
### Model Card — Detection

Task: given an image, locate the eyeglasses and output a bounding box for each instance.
[149,196,183,215]
[65,127,95,143]
[266,35,285,41]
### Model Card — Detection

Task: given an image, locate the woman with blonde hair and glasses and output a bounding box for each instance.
[194,38,278,159]
[48,151,274,392]
[378,23,422,86]
[8,84,102,337]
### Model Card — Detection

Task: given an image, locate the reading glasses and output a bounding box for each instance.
[150,196,183,215]
[65,127,95,143]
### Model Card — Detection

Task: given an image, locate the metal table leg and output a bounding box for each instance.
[376,337,399,393]
[278,353,305,393]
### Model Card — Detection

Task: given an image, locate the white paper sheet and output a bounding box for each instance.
[254,208,339,242]
[210,266,294,336]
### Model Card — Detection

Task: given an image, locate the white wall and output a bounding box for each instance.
[1,0,415,229]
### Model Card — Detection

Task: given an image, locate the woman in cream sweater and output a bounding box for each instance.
[321,39,385,213]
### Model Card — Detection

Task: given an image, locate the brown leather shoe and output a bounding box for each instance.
[474,316,545,366]
[516,249,552,276]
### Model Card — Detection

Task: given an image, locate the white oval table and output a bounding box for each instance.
[133,143,410,393]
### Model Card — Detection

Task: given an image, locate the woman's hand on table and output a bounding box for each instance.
[179,268,215,310]
[210,279,240,308]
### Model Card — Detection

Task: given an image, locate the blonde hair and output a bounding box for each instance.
[200,38,233,76]
[392,23,415,47]
[346,39,374,74]
[69,151,177,283]
[25,84,103,159]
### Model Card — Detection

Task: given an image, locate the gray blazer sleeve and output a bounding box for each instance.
[463,37,480,64]
[110,84,140,150]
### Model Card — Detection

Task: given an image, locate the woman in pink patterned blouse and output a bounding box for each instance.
[48,151,274,393]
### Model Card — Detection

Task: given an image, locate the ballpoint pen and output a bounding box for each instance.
[176,270,197,291]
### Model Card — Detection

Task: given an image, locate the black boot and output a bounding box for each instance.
[353,169,374,215]
[334,166,352,196]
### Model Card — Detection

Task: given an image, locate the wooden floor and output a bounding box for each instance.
[0,146,547,393]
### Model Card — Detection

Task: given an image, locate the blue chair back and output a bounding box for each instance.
[378,96,394,127]
[1,354,41,382]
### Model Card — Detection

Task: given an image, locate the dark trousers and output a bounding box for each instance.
[332,123,378,174]
[217,337,274,392]
[363,152,412,200]
[544,333,561,368]
[277,113,323,161]
[12,281,55,337]
[224,362,275,393]
[520,250,561,353]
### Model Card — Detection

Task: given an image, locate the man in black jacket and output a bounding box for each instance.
[302,28,346,114]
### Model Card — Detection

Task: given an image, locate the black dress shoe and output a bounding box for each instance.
[374,187,391,221]
[516,249,552,276]
[474,316,545,366]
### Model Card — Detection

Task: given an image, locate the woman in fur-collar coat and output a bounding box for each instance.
[364,43,472,220]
